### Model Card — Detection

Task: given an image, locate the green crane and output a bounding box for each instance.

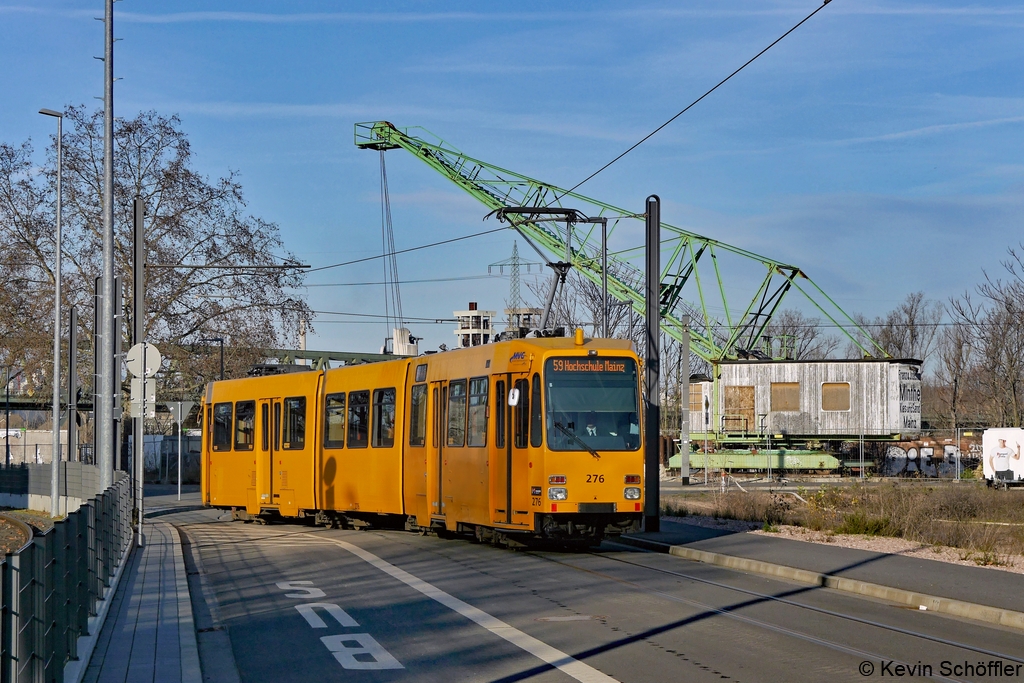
[355,121,885,363]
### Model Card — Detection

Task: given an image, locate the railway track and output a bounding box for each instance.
[533,544,1024,679]
[182,519,1024,683]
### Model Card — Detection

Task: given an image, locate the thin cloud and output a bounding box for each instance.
[402,63,571,76]
[114,10,578,24]
[0,5,94,18]
[832,3,1024,16]
[125,99,641,143]
[841,116,1024,144]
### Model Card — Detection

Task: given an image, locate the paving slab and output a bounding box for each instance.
[82,521,202,683]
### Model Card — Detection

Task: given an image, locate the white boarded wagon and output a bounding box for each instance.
[692,358,922,440]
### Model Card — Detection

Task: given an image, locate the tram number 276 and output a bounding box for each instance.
[585,474,605,483]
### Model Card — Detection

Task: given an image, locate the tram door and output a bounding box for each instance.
[252,397,280,514]
[428,381,447,527]
[493,376,510,524]
[508,374,532,526]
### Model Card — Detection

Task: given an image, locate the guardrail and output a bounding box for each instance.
[1,476,132,683]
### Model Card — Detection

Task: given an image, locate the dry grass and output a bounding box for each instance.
[664,483,1024,564]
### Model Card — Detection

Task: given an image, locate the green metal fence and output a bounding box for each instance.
[1,476,132,683]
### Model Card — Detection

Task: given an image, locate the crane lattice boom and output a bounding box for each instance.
[355,121,884,362]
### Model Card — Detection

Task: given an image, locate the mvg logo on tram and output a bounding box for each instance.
[510,352,526,361]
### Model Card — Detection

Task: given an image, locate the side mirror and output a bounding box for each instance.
[508,388,520,407]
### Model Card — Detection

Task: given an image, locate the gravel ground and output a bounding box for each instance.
[664,515,1024,575]
[2,509,55,533]
[0,516,32,555]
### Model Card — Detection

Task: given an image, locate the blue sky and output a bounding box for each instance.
[2,1,1023,354]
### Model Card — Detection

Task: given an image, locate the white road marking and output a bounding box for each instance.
[295,603,360,629]
[325,537,621,683]
[321,634,404,670]
[276,581,326,598]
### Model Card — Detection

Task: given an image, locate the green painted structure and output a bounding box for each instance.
[354,121,885,364]
[670,449,841,471]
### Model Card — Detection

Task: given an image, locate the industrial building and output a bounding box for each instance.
[453,302,496,347]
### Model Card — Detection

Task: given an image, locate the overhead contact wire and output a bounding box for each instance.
[560,0,835,199]
[305,227,508,274]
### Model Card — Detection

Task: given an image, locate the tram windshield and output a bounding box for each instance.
[545,356,640,451]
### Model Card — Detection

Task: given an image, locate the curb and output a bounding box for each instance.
[163,521,203,683]
[618,535,1024,632]
[178,525,243,683]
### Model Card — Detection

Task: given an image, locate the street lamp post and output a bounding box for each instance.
[200,338,225,381]
[40,108,63,518]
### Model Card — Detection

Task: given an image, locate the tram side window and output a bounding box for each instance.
[468,377,488,447]
[495,380,506,448]
[261,403,269,451]
[409,384,427,447]
[348,391,370,448]
[373,388,396,448]
[447,379,467,447]
[282,397,306,450]
[530,373,543,448]
[234,401,255,451]
[432,387,439,448]
[324,393,346,449]
[213,403,232,451]
[514,379,529,448]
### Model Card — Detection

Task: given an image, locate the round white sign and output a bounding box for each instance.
[125,343,162,378]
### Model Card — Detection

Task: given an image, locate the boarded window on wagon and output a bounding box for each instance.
[373,388,396,448]
[821,382,851,412]
[213,403,232,451]
[770,382,800,412]
[348,390,369,448]
[234,401,255,451]
[324,393,346,448]
[282,397,306,450]
[409,384,427,446]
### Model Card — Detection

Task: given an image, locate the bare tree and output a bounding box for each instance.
[763,309,841,360]
[943,245,1024,427]
[932,320,975,430]
[0,106,312,398]
[844,292,943,364]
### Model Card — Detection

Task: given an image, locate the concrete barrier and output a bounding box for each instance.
[0,462,125,515]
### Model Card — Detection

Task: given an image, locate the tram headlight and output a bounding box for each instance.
[624,487,641,500]
[548,487,568,501]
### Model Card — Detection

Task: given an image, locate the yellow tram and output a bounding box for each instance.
[201,332,644,545]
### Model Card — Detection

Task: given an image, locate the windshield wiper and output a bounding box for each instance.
[553,422,600,460]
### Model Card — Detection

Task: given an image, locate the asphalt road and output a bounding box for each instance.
[168,508,1024,683]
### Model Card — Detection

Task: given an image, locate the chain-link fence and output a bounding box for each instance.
[1,475,132,683]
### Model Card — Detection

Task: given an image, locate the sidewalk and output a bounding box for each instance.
[622,518,1024,623]
[80,521,201,683]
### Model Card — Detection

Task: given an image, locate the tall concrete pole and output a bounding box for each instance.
[133,197,145,545]
[97,0,115,488]
[68,307,78,463]
[46,111,63,517]
[644,195,661,533]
